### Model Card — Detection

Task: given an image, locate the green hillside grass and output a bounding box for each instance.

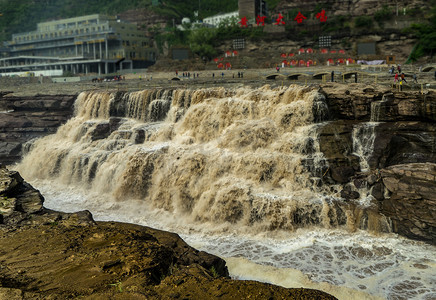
[0,0,243,42]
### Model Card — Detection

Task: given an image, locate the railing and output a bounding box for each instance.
[8,30,115,46]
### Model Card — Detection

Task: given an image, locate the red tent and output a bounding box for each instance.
[337,58,345,64]
[339,49,345,54]
[330,50,337,54]
[307,59,314,66]
[281,53,287,58]
[290,60,297,66]
[288,53,295,57]
[327,58,334,65]
[282,60,288,65]
[299,59,305,67]
[213,58,219,63]
[217,63,224,69]
[320,48,328,54]
[347,58,354,63]
[225,62,232,69]
[233,50,238,56]
[298,48,305,54]
[306,48,314,54]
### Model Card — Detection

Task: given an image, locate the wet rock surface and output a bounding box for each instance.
[380,163,436,244]
[0,92,76,165]
[320,84,436,244]
[0,166,337,299]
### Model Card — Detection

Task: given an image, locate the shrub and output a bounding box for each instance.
[354,16,373,28]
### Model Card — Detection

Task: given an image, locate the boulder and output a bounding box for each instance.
[380,163,436,244]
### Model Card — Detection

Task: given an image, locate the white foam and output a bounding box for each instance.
[33,180,436,300]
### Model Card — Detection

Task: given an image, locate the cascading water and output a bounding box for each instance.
[352,123,377,173]
[16,85,435,300]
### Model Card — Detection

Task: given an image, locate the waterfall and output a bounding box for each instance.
[15,85,436,300]
[17,85,385,233]
[370,93,391,122]
[352,122,378,172]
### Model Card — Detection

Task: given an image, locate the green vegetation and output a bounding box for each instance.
[209,266,219,278]
[0,0,237,42]
[264,0,281,11]
[406,2,436,63]
[374,5,393,26]
[354,16,373,28]
[154,18,264,60]
[108,281,123,292]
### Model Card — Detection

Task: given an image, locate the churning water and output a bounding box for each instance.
[15,85,436,300]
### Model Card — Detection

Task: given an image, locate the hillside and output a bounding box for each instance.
[0,0,240,42]
[0,0,435,64]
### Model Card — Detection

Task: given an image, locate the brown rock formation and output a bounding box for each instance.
[319,84,436,244]
[380,163,436,243]
[0,92,76,165]
[0,166,337,299]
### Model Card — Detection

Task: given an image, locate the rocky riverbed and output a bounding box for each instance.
[1,79,435,245]
[0,165,337,299]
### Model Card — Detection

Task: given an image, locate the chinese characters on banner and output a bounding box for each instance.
[294,12,306,24]
[256,15,266,26]
[238,16,248,27]
[316,9,327,22]
[275,13,285,25]
[239,10,327,27]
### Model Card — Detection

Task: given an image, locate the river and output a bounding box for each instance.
[15,85,436,300]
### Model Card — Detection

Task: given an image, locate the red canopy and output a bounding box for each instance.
[290,60,297,66]
[306,48,314,54]
[299,59,305,67]
[281,53,287,58]
[330,50,337,54]
[339,49,345,54]
[320,48,328,54]
[217,63,224,68]
[288,53,295,57]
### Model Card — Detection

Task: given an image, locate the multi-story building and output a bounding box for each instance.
[1,14,156,76]
[203,11,239,27]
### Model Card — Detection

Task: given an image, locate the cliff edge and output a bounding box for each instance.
[0,166,336,299]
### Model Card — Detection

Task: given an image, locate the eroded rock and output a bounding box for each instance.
[380,163,436,243]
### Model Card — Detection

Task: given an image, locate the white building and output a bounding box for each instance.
[203,11,239,27]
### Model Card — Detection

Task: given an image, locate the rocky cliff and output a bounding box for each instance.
[0,165,336,299]
[319,83,436,244]
[0,91,76,165]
